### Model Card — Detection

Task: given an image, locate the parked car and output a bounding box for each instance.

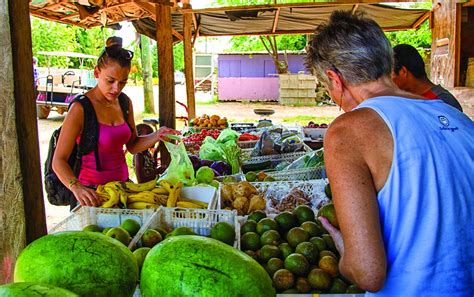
[174,71,185,85]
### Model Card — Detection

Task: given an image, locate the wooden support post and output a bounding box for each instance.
[141,34,155,114]
[183,2,196,120]
[156,0,176,166]
[1,0,47,284]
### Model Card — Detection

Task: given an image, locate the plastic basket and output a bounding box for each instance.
[268,166,326,181]
[252,180,329,214]
[130,207,240,250]
[237,140,258,149]
[240,148,310,165]
[48,206,156,247]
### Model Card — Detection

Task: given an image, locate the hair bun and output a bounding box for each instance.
[106,36,123,48]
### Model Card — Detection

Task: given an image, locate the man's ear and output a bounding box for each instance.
[325,69,343,92]
[94,67,100,79]
[399,66,409,78]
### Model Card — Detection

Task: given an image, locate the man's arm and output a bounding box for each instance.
[323,108,391,292]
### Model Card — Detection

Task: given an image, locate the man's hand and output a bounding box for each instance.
[319,216,345,256]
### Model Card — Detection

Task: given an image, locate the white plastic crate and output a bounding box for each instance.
[130,207,240,250]
[240,148,311,165]
[268,166,326,181]
[181,185,218,210]
[253,180,329,214]
[48,206,155,234]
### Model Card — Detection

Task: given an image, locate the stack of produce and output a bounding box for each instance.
[190,114,228,130]
[82,218,142,247]
[221,181,266,215]
[189,155,232,177]
[96,179,208,209]
[238,132,260,142]
[183,129,221,153]
[199,128,241,175]
[239,204,364,294]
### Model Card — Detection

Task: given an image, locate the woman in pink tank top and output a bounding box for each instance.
[52,37,179,208]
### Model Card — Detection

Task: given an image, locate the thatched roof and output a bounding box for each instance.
[30,1,430,40]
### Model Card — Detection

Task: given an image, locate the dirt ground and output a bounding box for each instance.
[38,85,342,230]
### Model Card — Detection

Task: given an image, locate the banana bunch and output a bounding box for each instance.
[96,178,209,210]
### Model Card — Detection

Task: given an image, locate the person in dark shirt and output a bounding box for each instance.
[133,123,159,183]
[392,44,463,112]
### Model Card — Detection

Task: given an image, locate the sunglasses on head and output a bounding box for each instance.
[105,46,134,61]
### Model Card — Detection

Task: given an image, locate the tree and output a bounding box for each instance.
[260,36,288,74]
[31,17,111,69]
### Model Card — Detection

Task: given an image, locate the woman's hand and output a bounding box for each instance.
[319,216,345,256]
[155,126,181,142]
[71,184,101,207]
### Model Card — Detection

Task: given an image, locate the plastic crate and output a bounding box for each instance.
[252,180,329,214]
[240,149,310,167]
[268,166,326,181]
[181,185,218,210]
[130,207,240,250]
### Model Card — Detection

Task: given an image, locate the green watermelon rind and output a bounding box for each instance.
[14,231,138,297]
[140,235,275,297]
[0,282,79,297]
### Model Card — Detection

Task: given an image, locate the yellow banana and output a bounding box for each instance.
[179,198,208,208]
[159,180,183,208]
[119,192,128,208]
[101,184,120,208]
[127,191,159,204]
[154,194,169,206]
[121,178,157,192]
[151,187,168,195]
[176,201,205,209]
[128,201,160,209]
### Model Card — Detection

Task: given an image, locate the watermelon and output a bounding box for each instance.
[14,231,138,297]
[0,282,78,296]
[140,235,275,297]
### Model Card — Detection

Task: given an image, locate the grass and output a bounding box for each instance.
[282,115,335,126]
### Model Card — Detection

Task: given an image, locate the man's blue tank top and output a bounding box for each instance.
[355,97,474,297]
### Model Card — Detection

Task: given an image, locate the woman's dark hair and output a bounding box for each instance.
[393,44,427,79]
[136,123,154,136]
[97,36,134,69]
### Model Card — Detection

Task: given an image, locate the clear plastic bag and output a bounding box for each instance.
[158,140,195,186]
[285,148,324,170]
[199,136,225,161]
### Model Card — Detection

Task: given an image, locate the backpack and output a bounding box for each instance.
[44,93,131,206]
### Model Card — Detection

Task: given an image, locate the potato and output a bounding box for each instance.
[248,194,266,213]
[221,184,234,205]
[217,119,227,125]
[232,196,249,215]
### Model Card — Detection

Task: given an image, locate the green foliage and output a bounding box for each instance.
[31,17,111,69]
[150,42,184,78]
[385,21,432,57]
[228,35,306,52]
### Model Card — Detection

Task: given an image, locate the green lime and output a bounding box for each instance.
[260,230,281,246]
[292,205,315,225]
[241,220,257,235]
[256,218,278,235]
[82,224,103,233]
[245,171,257,182]
[274,211,298,232]
[284,253,309,276]
[211,222,236,246]
[248,210,267,223]
[120,219,141,237]
[241,232,261,251]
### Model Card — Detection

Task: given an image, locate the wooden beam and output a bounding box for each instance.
[134,1,157,21]
[197,26,415,37]
[351,4,359,14]
[156,0,175,166]
[411,10,431,29]
[3,1,47,281]
[172,29,183,41]
[463,0,474,7]
[183,3,196,120]
[455,3,461,86]
[192,21,201,47]
[192,12,197,30]
[271,8,280,33]
[180,1,424,14]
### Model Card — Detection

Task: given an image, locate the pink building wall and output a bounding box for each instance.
[218,77,280,101]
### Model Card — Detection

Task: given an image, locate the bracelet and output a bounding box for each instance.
[68,178,79,190]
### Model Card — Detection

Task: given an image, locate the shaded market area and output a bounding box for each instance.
[1,0,473,296]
